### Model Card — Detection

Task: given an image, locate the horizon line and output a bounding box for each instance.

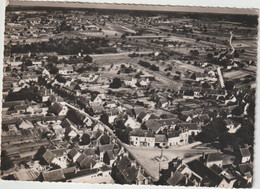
[7,0,259,16]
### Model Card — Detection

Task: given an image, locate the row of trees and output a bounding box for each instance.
[10,37,111,55]
[138,60,159,71]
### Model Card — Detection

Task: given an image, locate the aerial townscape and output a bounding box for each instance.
[0,1,257,188]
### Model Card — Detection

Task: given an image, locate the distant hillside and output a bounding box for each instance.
[7,0,258,16]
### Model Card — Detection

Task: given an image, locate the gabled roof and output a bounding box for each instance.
[132,107,146,117]
[68,148,79,159]
[16,118,34,129]
[117,156,138,184]
[137,111,148,121]
[99,144,118,153]
[92,130,103,140]
[166,171,185,186]
[99,133,111,145]
[210,164,224,175]
[149,114,160,120]
[50,148,66,157]
[48,102,63,115]
[92,105,104,113]
[61,118,74,128]
[145,118,181,133]
[177,123,199,130]
[205,152,222,163]
[187,160,224,186]
[80,157,97,168]
[155,134,168,143]
[42,150,55,164]
[42,169,65,182]
[238,163,253,175]
[240,148,251,157]
[76,154,87,165]
[130,128,154,137]
[83,148,97,156]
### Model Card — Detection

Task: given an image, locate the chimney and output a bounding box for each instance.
[90,162,93,170]
[131,160,136,168]
[171,170,174,178]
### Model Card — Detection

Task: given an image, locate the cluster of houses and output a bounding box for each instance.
[158,146,253,188]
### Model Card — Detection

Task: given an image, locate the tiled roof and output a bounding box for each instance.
[205,152,222,163]
[42,150,55,164]
[166,171,185,186]
[155,134,168,143]
[68,148,79,159]
[187,160,223,186]
[240,148,251,157]
[42,169,65,182]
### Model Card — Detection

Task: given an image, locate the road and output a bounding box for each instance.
[62,101,158,181]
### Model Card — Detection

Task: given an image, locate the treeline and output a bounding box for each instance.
[10,37,115,55]
[138,60,159,71]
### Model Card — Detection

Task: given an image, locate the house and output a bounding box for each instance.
[42,68,51,77]
[16,118,34,130]
[155,134,168,148]
[203,152,223,167]
[67,165,114,184]
[136,111,150,123]
[80,73,99,83]
[124,116,141,129]
[186,160,231,188]
[26,105,42,115]
[37,87,53,102]
[13,169,40,181]
[129,129,155,147]
[166,171,186,186]
[145,118,181,134]
[97,144,119,162]
[238,163,253,184]
[113,156,139,184]
[91,105,105,115]
[42,169,65,182]
[61,118,74,128]
[157,97,170,108]
[177,123,200,136]
[58,66,74,75]
[132,107,146,118]
[104,101,117,109]
[52,124,65,137]
[124,77,137,88]
[139,79,150,88]
[48,102,68,116]
[83,148,97,159]
[68,148,81,162]
[239,148,251,163]
[91,94,106,106]
[103,149,120,166]
[167,130,189,147]
[76,154,97,169]
[48,95,63,105]
[77,96,89,108]
[42,149,67,168]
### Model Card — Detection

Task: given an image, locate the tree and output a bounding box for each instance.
[47,56,58,63]
[1,150,14,171]
[55,74,66,83]
[110,77,122,89]
[24,59,32,66]
[33,146,46,161]
[83,55,93,63]
[80,133,90,145]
